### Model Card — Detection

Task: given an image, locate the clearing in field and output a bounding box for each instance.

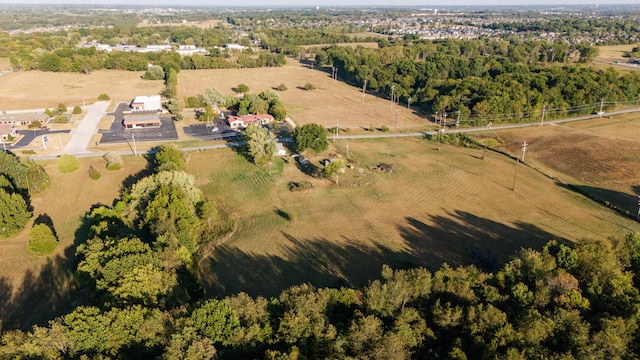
[0,70,165,110]
[177,61,430,130]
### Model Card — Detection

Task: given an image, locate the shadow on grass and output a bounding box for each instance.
[197,210,566,299]
[558,183,639,218]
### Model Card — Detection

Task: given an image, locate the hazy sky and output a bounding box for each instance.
[0,0,638,6]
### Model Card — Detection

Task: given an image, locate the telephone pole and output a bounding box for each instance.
[362,80,367,104]
[637,196,640,221]
[390,85,395,110]
[541,104,546,126]
[521,141,528,163]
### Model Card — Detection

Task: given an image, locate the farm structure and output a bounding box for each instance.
[130,95,162,112]
[123,114,161,129]
[227,114,275,129]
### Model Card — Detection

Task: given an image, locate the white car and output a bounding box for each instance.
[211,127,219,132]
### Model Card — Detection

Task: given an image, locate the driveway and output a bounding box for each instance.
[62,101,110,154]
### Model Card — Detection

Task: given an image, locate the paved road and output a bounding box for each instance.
[62,101,110,154]
[28,107,640,160]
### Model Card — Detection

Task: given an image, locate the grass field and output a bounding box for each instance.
[0,70,165,110]
[476,112,640,216]
[190,136,640,298]
[178,61,429,130]
[591,44,639,73]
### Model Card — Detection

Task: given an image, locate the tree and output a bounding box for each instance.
[203,87,227,107]
[153,144,186,172]
[28,223,58,255]
[0,188,31,238]
[303,83,316,90]
[243,124,277,166]
[55,103,67,115]
[143,64,165,80]
[236,83,250,93]
[72,105,82,114]
[294,123,328,154]
[198,105,217,125]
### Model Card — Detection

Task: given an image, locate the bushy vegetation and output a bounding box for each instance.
[88,165,101,180]
[287,180,313,192]
[52,115,69,124]
[5,234,640,358]
[57,154,79,173]
[293,123,328,154]
[97,93,110,101]
[27,223,58,255]
[0,183,31,239]
[0,151,49,193]
[72,105,82,114]
[152,144,186,172]
[303,82,316,90]
[104,152,123,170]
[242,124,277,166]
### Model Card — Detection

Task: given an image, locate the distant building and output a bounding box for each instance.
[130,95,162,112]
[176,44,210,56]
[0,112,49,126]
[0,124,17,142]
[227,114,275,129]
[123,114,161,129]
[225,43,248,51]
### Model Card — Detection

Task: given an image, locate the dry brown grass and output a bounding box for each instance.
[299,42,379,49]
[477,112,640,215]
[591,44,640,73]
[0,57,10,70]
[178,61,429,130]
[0,70,165,110]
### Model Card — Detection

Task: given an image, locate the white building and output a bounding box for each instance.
[131,95,162,112]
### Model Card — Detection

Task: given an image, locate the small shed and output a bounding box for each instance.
[276,143,287,157]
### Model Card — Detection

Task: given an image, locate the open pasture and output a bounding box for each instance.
[192,137,640,298]
[477,112,640,216]
[0,70,164,110]
[177,61,429,130]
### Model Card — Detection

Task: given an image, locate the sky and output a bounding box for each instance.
[0,0,639,6]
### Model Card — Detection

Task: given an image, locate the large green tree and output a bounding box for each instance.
[243,124,277,166]
[293,123,328,154]
[0,186,31,239]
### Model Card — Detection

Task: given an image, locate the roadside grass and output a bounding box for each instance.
[0,70,164,110]
[177,61,429,130]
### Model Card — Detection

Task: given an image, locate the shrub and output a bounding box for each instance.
[58,154,80,173]
[88,165,101,180]
[277,208,297,222]
[53,115,69,124]
[237,83,250,93]
[276,83,288,91]
[56,103,67,114]
[303,83,316,90]
[21,150,35,155]
[105,152,123,170]
[28,223,58,255]
[287,180,313,192]
[28,121,42,129]
[369,125,376,132]
[380,125,389,132]
[72,105,82,114]
[97,93,110,100]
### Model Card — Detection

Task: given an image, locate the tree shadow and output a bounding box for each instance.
[558,182,638,218]
[397,210,570,272]
[197,211,566,299]
[34,213,57,239]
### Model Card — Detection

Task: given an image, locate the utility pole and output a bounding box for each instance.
[362,79,367,104]
[395,109,399,128]
[512,157,520,191]
[390,85,395,110]
[346,143,349,160]
[599,98,604,115]
[456,110,461,128]
[541,104,546,126]
[442,112,447,127]
[407,97,411,109]
[637,196,640,221]
[132,133,137,156]
[521,141,528,163]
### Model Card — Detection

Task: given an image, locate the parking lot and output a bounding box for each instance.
[98,103,178,144]
[183,120,242,141]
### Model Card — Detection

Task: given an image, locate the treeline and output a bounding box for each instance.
[3,226,640,358]
[315,38,640,124]
[0,151,49,238]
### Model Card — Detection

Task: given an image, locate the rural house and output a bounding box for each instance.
[227,114,275,129]
[130,95,162,112]
[0,124,17,142]
[0,112,49,127]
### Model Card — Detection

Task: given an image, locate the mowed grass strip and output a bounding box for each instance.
[193,137,640,298]
[177,61,429,130]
